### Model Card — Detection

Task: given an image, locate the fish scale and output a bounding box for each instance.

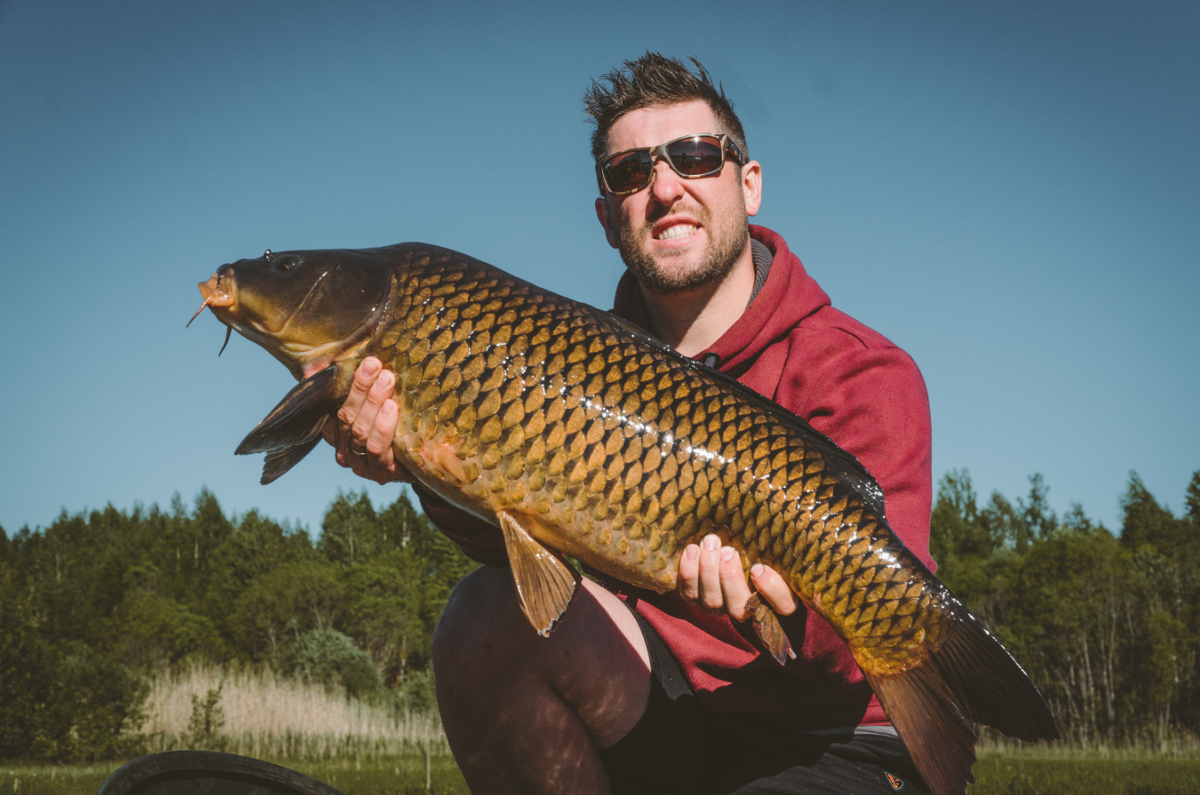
[370,248,950,676]
[198,242,1058,795]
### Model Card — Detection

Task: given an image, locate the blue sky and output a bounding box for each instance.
[1,0,1196,538]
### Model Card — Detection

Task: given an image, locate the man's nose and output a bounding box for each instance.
[648,158,685,204]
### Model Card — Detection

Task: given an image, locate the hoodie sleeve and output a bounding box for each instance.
[780,326,936,571]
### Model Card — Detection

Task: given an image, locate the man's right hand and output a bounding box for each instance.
[677,534,797,623]
[324,357,414,485]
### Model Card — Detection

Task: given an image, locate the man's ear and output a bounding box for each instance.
[595,196,620,249]
[741,160,762,218]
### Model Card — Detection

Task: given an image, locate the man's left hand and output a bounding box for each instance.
[324,356,413,485]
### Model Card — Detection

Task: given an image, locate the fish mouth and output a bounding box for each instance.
[188,272,236,326]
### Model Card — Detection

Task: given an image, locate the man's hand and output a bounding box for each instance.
[324,357,414,485]
[678,534,797,622]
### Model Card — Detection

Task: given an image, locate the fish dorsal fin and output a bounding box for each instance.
[745,592,796,666]
[236,365,344,456]
[260,433,325,484]
[498,511,581,636]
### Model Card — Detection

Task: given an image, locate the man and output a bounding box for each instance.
[327,54,934,794]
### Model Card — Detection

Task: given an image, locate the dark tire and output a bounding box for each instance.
[95,751,345,795]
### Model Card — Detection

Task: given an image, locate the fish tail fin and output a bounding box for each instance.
[865,609,1058,795]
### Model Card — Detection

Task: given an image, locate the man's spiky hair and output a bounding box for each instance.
[583,53,748,164]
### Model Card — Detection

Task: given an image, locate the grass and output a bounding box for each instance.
[141,664,447,759]
[0,665,467,793]
[0,763,123,795]
[5,754,1200,795]
[3,756,1199,795]
[5,668,1198,793]
[971,755,1200,794]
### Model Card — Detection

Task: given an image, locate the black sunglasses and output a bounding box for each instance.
[596,133,746,196]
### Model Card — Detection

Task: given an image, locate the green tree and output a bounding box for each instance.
[1185,470,1200,527]
[232,561,345,659]
[204,509,315,639]
[0,523,12,569]
[1019,473,1057,543]
[341,558,426,683]
[105,590,228,669]
[1004,520,1132,747]
[320,490,385,566]
[1120,471,1185,553]
[54,642,148,761]
[0,573,62,760]
[0,578,146,762]
[928,470,1017,629]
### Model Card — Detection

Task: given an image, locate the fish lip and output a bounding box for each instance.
[651,214,702,242]
[198,272,235,307]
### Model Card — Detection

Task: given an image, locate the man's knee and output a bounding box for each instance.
[434,565,528,670]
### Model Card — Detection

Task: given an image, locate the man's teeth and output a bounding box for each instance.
[656,224,698,241]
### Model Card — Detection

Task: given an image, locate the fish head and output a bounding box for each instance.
[197,247,393,379]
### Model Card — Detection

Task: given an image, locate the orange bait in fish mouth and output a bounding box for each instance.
[188,272,238,354]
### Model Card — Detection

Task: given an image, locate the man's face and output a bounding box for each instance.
[595,100,761,296]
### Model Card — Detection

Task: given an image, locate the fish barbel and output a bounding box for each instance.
[195,243,1057,794]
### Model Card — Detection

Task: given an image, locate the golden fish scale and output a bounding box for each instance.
[374,249,952,675]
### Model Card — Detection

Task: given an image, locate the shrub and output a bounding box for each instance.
[281,629,381,699]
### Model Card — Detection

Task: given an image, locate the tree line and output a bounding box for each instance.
[0,488,475,762]
[931,469,1200,750]
[2,469,1198,762]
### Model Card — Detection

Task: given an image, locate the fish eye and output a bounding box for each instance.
[263,249,273,260]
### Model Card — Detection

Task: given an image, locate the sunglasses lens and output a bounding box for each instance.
[667,136,725,176]
[603,151,653,194]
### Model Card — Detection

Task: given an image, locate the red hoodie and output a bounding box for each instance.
[422,225,934,730]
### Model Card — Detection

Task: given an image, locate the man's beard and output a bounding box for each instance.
[616,211,748,296]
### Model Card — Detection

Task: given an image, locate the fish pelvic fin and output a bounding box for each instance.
[745,592,795,665]
[236,364,347,482]
[864,607,1059,795]
[498,511,581,637]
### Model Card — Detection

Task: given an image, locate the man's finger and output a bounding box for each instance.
[749,564,798,616]
[698,535,723,610]
[351,369,395,448]
[323,420,354,468]
[678,544,700,602]
[337,357,383,427]
[719,546,753,621]
[364,398,398,461]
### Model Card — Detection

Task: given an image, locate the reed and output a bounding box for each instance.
[141,663,448,760]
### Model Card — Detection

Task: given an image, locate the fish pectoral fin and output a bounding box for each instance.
[497,511,581,637]
[236,364,345,455]
[261,435,324,485]
[745,592,796,666]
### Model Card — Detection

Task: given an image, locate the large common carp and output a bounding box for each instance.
[193,243,1057,794]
